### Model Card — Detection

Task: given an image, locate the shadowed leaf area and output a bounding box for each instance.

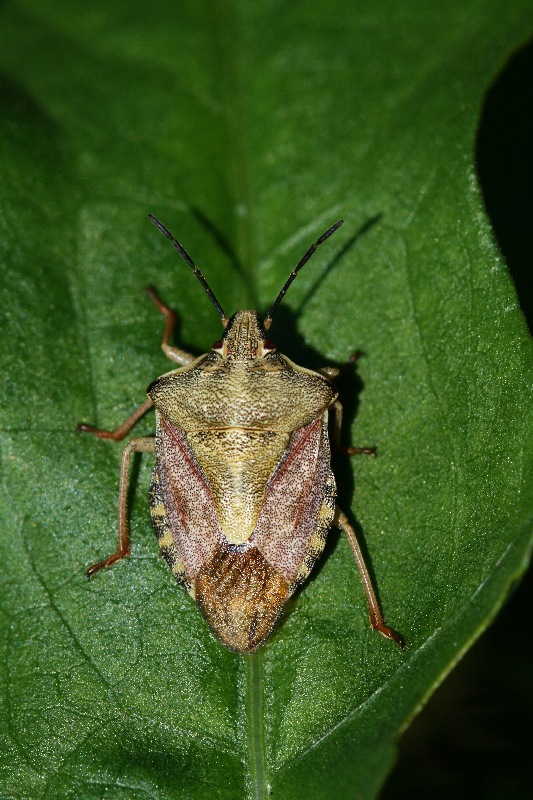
[1,2,532,799]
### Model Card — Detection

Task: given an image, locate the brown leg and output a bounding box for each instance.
[87,436,155,578]
[330,400,376,456]
[335,507,405,648]
[145,285,196,365]
[321,351,361,380]
[78,398,154,440]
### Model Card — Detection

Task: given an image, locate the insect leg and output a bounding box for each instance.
[334,507,405,647]
[330,400,376,456]
[77,398,154,440]
[320,352,361,381]
[320,365,340,380]
[87,436,155,578]
[145,285,196,365]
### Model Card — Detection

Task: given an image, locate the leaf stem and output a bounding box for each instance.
[245,650,269,800]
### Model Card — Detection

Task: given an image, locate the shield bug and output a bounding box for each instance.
[78,215,404,653]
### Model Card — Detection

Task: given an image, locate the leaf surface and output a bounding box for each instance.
[1,2,533,798]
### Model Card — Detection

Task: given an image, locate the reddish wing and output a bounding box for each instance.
[156,417,222,579]
[252,415,335,583]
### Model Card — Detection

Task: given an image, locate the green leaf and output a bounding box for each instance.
[1,2,532,799]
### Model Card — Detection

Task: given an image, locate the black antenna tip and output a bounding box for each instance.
[265,217,345,323]
[148,213,227,322]
[148,214,170,238]
[319,219,343,242]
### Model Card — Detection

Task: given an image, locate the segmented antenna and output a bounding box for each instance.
[148,214,227,323]
[264,219,344,327]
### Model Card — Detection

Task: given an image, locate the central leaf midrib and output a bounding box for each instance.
[246,651,269,800]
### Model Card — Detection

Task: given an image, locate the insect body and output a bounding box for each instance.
[79,215,404,653]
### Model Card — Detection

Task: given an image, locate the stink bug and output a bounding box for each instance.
[78,215,404,653]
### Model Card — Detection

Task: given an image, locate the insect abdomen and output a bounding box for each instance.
[194,541,289,654]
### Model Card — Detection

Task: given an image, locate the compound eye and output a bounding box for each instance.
[212,339,224,352]
[263,339,276,352]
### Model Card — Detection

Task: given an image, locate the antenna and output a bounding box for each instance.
[148,214,227,323]
[264,220,344,328]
